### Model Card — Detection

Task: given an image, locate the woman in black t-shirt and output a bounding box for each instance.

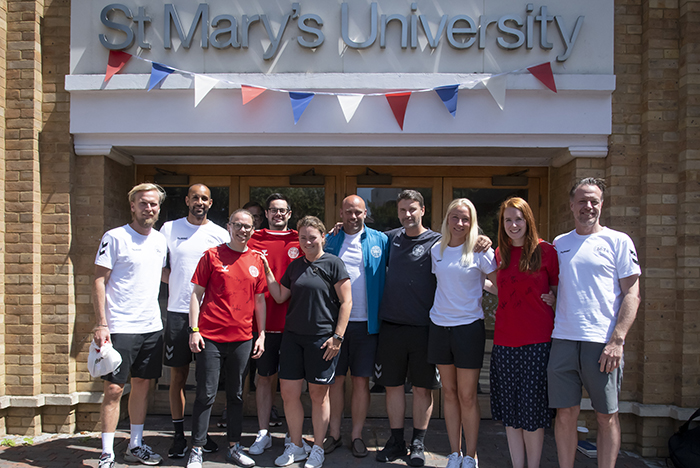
[259,216,351,468]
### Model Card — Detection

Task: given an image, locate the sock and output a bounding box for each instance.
[130,424,144,449]
[102,432,115,456]
[412,428,427,444]
[173,419,185,437]
[391,428,404,444]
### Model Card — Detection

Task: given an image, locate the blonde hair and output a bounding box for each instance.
[128,183,166,204]
[440,198,479,266]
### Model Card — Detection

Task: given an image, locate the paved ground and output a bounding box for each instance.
[0,415,669,468]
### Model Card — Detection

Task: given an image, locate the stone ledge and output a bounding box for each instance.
[580,399,696,421]
[0,386,131,409]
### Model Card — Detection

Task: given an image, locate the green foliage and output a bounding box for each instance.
[22,437,34,446]
[1,438,16,447]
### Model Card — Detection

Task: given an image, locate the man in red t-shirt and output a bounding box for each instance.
[187,209,266,468]
[246,193,301,455]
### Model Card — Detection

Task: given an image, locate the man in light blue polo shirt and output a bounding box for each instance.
[323,195,388,458]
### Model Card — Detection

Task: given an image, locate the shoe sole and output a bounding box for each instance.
[123,454,161,466]
[409,455,426,467]
[377,451,408,462]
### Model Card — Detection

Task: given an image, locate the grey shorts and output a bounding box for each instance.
[547,339,622,414]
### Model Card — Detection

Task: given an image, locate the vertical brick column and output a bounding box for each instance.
[634,0,681,456]
[677,0,700,409]
[0,0,8,411]
[4,0,44,435]
[40,0,76,425]
[608,0,644,410]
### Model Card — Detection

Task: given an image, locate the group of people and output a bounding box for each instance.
[92,177,641,468]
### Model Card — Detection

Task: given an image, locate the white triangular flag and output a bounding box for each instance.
[337,94,364,123]
[194,75,219,107]
[484,74,507,111]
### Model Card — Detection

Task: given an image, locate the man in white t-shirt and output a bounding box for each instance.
[93,183,168,468]
[548,178,641,468]
[161,184,230,459]
[323,195,388,458]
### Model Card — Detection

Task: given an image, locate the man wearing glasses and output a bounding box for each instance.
[186,209,267,468]
[246,193,301,455]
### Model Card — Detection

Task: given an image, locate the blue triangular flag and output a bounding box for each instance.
[289,92,315,124]
[148,63,174,91]
[434,84,459,117]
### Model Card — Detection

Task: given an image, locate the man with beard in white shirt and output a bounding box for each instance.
[93,183,168,468]
[160,184,230,459]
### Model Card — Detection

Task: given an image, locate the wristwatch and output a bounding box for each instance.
[333,333,344,342]
[188,326,199,334]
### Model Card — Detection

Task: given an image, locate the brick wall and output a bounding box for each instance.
[0,0,8,437]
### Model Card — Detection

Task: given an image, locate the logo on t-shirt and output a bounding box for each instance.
[630,249,639,265]
[288,247,300,259]
[594,245,611,256]
[221,265,230,272]
[249,265,260,277]
[99,242,108,256]
[411,245,425,257]
[370,246,382,258]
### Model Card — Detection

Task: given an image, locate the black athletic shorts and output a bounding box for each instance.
[375,321,441,389]
[164,311,192,368]
[427,319,485,369]
[104,330,164,384]
[255,332,283,377]
[335,321,378,378]
[278,331,339,385]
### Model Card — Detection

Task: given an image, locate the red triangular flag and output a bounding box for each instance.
[385,92,412,130]
[104,50,132,83]
[241,85,267,105]
[527,62,557,93]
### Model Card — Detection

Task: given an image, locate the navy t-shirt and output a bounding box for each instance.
[379,228,442,326]
[281,253,349,336]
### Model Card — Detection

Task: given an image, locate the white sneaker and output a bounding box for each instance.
[275,442,308,467]
[226,443,255,467]
[186,447,203,468]
[462,454,477,468]
[285,433,312,453]
[304,445,324,468]
[446,451,463,468]
[249,430,272,455]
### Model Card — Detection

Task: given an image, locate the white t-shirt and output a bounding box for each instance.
[429,243,497,327]
[552,227,641,343]
[160,218,230,313]
[338,229,368,322]
[94,224,167,334]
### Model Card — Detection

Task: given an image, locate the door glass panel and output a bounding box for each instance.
[157,186,230,229]
[452,187,528,333]
[356,187,432,232]
[249,187,325,230]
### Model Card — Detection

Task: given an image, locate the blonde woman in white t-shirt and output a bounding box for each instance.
[428,198,498,468]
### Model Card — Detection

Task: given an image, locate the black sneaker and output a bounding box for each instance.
[376,435,407,462]
[168,433,188,458]
[269,405,282,427]
[203,435,219,453]
[409,439,426,467]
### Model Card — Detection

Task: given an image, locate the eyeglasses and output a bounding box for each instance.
[267,208,289,215]
[228,222,253,231]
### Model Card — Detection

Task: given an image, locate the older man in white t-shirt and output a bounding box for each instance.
[548,178,641,468]
[93,183,168,468]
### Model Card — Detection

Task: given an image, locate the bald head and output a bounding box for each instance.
[186,184,213,224]
[340,195,367,235]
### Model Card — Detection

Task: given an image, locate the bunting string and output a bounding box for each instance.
[104,50,558,128]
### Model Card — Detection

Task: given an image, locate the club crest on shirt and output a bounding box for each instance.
[249,265,260,277]
[288,247,300,259]
[370,246,382,258]
[412,245,425,257]
[594,245,611,256]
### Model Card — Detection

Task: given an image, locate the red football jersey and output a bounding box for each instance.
[191,245,266,343]
[248,229,300,333]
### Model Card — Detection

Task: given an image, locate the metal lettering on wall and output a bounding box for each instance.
[99,2,584,62]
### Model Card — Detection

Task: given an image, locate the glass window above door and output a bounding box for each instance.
[356,187,432,232]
